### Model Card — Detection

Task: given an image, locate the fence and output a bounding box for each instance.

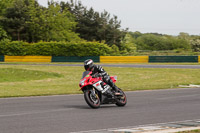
[4,56,52,62]
[0,55,200,63]
[149,56,198,63]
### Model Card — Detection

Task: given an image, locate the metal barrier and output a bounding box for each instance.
[0,55,4,62]
[149,56,198,63]
[199,56,200,63]
[100,56,149,63]
[0,55,199,63]
[52,56,99,62]
[4,56,52,62]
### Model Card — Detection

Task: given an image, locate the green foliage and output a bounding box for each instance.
[0,41,31,55]
[0,0,80,42]
[136,34,163,50]
[0,41,112,56]
[1,0,200,55]
[27,1,80,42]
[121,33,137,53]
[0,39,10,55]
[178,32,190,40]
[0,0,14,15]
[190,37,200,52]
[60,0,127,48]
[30,41,112,56]
[111,45,120,55]
[0,27,9,40]
[134,33,191,51]
[0,0,30,41]
[129,31,142,39]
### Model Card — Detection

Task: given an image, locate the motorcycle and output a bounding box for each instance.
[79,71,127,109]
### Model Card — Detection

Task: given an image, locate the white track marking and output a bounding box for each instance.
[0,108,74,118]
[71,119,200,133]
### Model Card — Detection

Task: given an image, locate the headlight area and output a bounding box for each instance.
[80,79,86,86]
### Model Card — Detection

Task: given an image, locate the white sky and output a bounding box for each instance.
[38,0,200,35]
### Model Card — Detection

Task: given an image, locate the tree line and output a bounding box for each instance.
[0,0,200,56]
[128,32,200,53]
[0,0,126,46]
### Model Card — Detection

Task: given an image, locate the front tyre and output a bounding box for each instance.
[84,89,100,109]
[115,89,127,107]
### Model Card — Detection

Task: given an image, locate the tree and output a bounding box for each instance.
[178,32,190,40]
[121,33,137,53]
[135,33,191,50]
[0,27,9,40]
[1,0,30,41]
[129,31,142,39]
[27,1,80,42]
[136,34,161,50]
[0,0,14,16]
[61,0,127,48]
[1,0,80,42]
[105,15,127,48]
[190,37,200,52]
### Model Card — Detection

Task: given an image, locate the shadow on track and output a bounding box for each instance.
[64,104,124,109]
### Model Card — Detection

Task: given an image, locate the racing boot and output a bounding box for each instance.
[112,85,122,96]
[108,79,122,96]
[104,89,114,98]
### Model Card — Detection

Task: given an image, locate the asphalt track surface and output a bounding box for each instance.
[0,64,200,133]
[1,88,200,133]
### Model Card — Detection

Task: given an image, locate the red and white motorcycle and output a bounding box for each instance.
[79,71,127,109]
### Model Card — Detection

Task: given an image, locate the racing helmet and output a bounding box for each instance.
[84,59,94,71]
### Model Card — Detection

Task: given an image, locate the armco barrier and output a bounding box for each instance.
[149,56,198,63]
[100,56,149,63]
[0,55,4,62]
[4,56,52,62]
[199,56,200,63]
[52,56,100,62]
[1,55,200,63]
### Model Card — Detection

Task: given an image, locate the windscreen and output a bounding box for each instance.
[81,71,90,79]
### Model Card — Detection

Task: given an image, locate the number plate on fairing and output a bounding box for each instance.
[93,81,104,91]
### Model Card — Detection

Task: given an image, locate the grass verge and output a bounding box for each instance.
[0,64,200,98]
[0,68,62,82]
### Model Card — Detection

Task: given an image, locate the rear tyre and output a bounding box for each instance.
[84,89,100,109]
[115,89,127,107]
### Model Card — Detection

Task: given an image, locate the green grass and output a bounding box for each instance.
[0,64,200,98]
[115,67,200,91]
[0,68,62,82]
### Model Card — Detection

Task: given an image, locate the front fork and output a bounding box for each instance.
[91,88,102,103]
[91,88,96,96]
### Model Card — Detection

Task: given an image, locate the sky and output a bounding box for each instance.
[38,0,200,35]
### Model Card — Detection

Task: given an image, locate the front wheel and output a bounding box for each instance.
[84,89,100,109]
[115,89,127,107]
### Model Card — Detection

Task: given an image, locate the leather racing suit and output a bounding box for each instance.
[91,64,118,92]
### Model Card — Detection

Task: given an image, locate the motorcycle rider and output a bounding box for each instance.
[84,59,121,97]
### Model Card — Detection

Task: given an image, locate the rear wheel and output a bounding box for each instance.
[84,89,100,109]
[115,89,127,107]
